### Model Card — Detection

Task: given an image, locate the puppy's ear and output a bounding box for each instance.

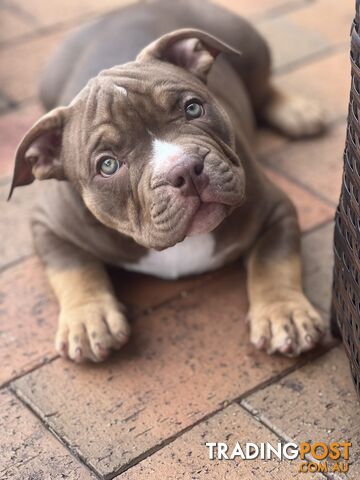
[8,106,69,200]
[136,28,241,81]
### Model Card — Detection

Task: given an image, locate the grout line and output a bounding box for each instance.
[0,253,32,275]
[0,88,17,111]
[0,354,59,390]
[301,218,334,238]
[0,7,119,50]
[259,114,347,158]
[0,0,40,26]
[0,0,334,53]
[259,116,347,209]
[261,159,339,209]
[8,385,102,479]
[257,114,347,210]
[275,42,350,77]
[238,401,331,479]
[252,0,315,22]
[235,343,338,402]
[0,96,36,116]
[238,344,344,480]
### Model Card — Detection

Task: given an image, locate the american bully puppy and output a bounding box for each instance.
[9,0,328,362]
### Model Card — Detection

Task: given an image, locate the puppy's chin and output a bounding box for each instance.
[145,203,227,250]
[186,202,228,236]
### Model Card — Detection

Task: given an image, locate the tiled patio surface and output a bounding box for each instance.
[0,0,358,479]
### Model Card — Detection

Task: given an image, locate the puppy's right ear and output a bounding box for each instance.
[8,106,70,200]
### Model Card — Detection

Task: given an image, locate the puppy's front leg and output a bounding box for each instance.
[246,202,327,356]
[33,223,129,362]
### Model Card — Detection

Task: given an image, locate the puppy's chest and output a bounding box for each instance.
[120,234,241,280]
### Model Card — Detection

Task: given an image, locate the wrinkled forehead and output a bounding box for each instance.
[76,61,207,129]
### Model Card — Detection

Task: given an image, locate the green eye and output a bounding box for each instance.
[99,157,120,177]
[185,101,204,119]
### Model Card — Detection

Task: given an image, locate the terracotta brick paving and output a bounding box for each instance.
[119,403,324,480]
[263,122,346,206]
[0,9,35,46]
[262,167,334,232]
[0,389,96,479]
[0,257,58,388]
[0,182,36,269]
[0,30,70,103]
[272,49,351,121]
[302,222,335,314]
[241,346,360,480]
[0,0,356,479]
[12,269,298,477]
[257,0,353,71]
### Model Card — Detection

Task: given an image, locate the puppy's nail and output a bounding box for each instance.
[59,342,68,356]
[74,347,83,362]
[305,334,314,346]
[95,343,110,358]
[116,331,129,342]
[279,337,293,354]
[256,336,268,350]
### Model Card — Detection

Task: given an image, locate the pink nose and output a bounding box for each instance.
[166,156,207,196]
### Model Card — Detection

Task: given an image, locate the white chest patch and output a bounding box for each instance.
[121,234,224,280]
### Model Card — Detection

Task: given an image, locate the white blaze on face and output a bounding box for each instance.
[114,85,128,96]
[151,138,183,174]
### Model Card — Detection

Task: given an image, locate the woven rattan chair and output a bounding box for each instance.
[332,0,360,398]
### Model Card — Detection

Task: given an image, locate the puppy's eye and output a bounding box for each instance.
[98,156,120,177]
[184,100,204,120]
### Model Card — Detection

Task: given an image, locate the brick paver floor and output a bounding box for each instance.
[0,1,357,479]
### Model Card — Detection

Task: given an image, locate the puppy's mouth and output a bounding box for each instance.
[186,201,228,236]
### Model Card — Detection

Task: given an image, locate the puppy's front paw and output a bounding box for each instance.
[248,293,328,356]
[55,298,130,363]
[263,92,327,139]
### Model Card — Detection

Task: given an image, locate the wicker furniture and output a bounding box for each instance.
[332,0,360,398]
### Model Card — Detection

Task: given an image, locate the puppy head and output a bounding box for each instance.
[10,29,246,250]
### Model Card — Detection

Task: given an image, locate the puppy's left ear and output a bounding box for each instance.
[136,28,241,81]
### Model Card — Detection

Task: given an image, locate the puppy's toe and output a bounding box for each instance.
[67,321,93,363]
[268,314,298,356]
[292,306,327,352]
[55,324,69,358]
[85,311,129,361]
[106,310,130,345]
[85,317,113,361]
[249,314,271,351]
